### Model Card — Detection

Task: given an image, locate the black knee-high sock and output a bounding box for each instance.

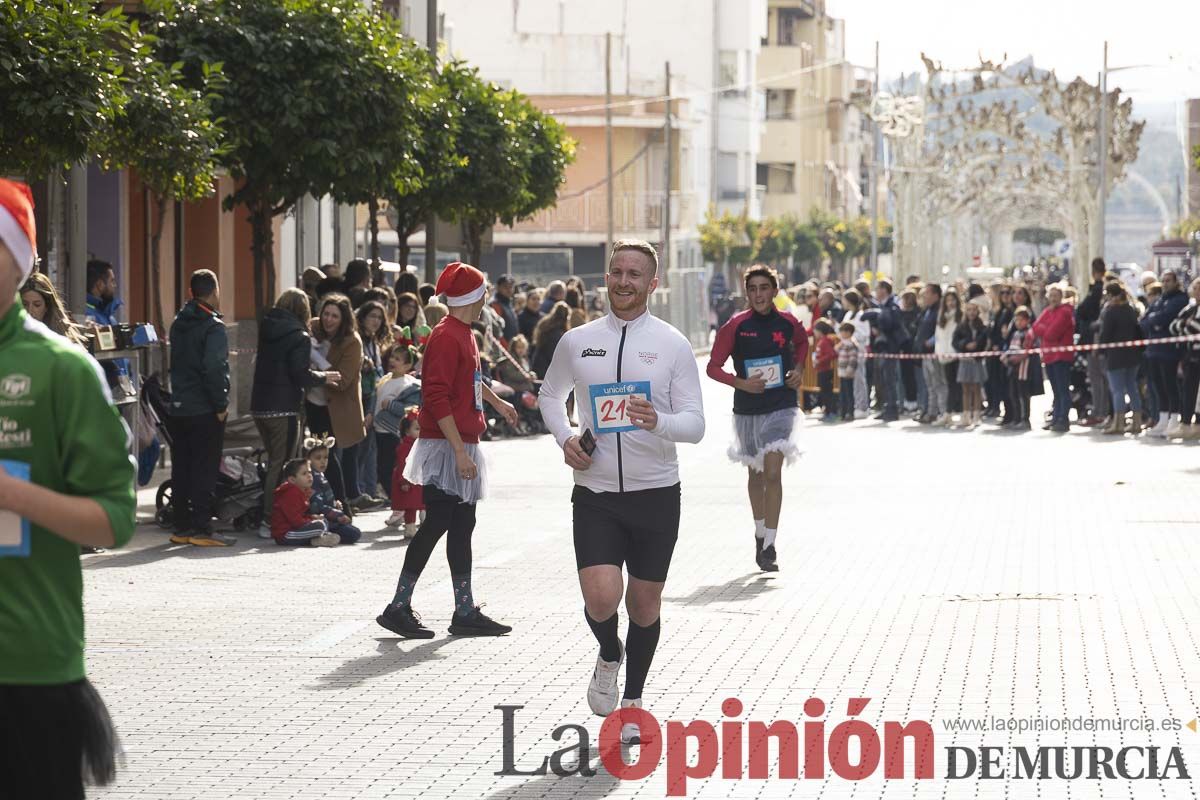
[623,618,661,700]
[585,610,621,662]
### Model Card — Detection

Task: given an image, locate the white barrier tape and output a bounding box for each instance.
[861,333,1200,361]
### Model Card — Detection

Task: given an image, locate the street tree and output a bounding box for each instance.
[161,0,419,310]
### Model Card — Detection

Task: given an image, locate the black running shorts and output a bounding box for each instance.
[571,483,681,582]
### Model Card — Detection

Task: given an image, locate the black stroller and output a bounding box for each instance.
[146,377,268,531]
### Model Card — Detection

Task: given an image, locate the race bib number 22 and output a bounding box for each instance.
[588,381,652,434]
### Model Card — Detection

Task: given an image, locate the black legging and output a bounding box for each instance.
[377,432,400,501]
[1182,360,1200,425]
[399,485,475,578]
[1148,358,1181,415]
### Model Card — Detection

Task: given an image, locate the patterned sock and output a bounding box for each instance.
[391,571,418,608]
[585,609,622,662]
[763,527,777,548]
[452,573,475,617]
[754,519,766,539]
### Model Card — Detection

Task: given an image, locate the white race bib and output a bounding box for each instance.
[588,381,652,434]
[744,355,785,389]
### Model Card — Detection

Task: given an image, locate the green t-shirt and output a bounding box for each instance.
[0,303,136,685]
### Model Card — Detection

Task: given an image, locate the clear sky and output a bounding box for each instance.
[827,0,1200,104]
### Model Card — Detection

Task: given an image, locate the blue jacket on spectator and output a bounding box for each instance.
[915,306,939,354]
[1140,288,1188,360]
[86,293,123,326]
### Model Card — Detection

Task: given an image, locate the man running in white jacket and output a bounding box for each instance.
[538,239,705,745]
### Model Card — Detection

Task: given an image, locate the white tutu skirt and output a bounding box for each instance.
[728,407,804,472]
[402,438,489,503]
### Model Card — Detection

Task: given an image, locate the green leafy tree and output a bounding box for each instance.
[0,1,128,179]
[101,18,225,329]
[698,206,737,265]
[162,0,427,311]
[441,71,576,267]
[325,10,435,264]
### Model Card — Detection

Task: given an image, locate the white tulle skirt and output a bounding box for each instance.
[728,406,804,472]
[402,438,489,503]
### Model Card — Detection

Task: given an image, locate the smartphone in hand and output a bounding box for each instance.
[579,429,596,456]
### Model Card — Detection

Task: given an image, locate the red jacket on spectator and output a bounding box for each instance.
[391,434,425,512]
[271,481,318,543]
[813,335,837,373]
[1031,303,1075,365]
[417,315,486,444]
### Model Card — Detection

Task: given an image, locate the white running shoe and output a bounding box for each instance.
[385,511,405,529]
[587,641,624,716]
[257,524,272,540]
[1147,414,1170,438]
[1164,415,1183,439]
[620,698,648,745]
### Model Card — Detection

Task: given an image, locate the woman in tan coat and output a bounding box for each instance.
[310,293,373,509]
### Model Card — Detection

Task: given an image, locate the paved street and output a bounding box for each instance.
[89,357,1200,799]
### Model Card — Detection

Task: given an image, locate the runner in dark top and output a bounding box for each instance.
[706,265,808,571]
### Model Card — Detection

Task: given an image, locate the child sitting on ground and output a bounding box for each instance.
[271,459,341,547]
[303,437,362,544]
[385,408,424,539]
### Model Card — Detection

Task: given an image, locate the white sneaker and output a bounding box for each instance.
[1147,414,1170,438]
[620,698,650,744]
[1165,415,1183,439]
[257,524,272,540]
[385,511,405,529]
[854,409,869,419]
[311,532,340,547]
[403,523,418,539]
[586,641,624,716]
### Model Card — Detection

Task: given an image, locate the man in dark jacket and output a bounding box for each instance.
[1075,257,1108,425]
[489,274,519,342]
[1141,269,1189,437]
[168,270,232,546]
[861,279,909,420]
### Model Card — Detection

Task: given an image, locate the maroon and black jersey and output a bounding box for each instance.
[707,308,809,415]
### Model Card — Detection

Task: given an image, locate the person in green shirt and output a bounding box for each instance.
[0,179,137,799]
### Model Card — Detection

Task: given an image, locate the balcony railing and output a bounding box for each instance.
[507,191,697,235]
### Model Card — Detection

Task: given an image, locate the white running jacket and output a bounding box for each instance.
[538,309,705,493]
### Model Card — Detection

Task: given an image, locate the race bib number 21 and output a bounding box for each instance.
[588,381,652,434]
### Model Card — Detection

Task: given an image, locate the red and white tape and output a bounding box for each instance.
[862,334,1200,360]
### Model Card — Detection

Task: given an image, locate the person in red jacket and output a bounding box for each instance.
[376,262,519,640]
[812,319,838,421]
[1032,284,1076,432]
[270,459,339,546]
[386,409,424,539]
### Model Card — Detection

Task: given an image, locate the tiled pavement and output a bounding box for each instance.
[88,360,1200,799]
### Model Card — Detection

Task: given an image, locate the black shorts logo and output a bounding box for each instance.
[581,348,607,358]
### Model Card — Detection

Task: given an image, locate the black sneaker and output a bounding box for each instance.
[756,544,779,572]
[376,603,434,639]
[448,606,512,637]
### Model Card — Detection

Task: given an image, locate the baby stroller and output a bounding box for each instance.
[154,415,268,532]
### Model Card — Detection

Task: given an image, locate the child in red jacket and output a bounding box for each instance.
[385,409,425,539]
[271,459,339,546]
[812,319,838,421]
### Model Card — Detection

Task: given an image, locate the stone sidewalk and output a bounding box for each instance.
[89,366,1200,798]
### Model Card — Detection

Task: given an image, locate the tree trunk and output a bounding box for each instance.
[249,203,276,314]
[467,219,483,268]
[368,197,380,262]
[397,241,411,272]
[150,193,168,333]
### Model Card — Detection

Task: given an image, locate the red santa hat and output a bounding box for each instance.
[0,179,37,281]
[435,261,486,307]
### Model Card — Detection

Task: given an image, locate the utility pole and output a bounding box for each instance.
[605,32,614,266]
[1097,40,1108,264]
[869,41,879,281]
[662,61,672,284]
[424,0,438,282]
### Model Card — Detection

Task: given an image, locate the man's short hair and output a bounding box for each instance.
[609,239,659,273]
[343,258,371,289]
[497,274,515,287]
[190,269,218,299]
[1090,257,1106,275]
[925,282,943,299]
[876,278,893,294]
[743,264,778,291]
[86,259,113,292]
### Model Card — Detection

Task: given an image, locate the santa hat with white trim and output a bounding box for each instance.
[435,261,486,307]
[0,179,37,282]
